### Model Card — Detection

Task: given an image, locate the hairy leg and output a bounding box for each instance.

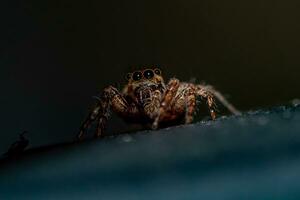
[78,103,102,140]
[168,83,197,124]
[152,78,180,129]
[195,85,217,120]
[195,84,241,119]
[184,84,197,124]
[78,86,138,139]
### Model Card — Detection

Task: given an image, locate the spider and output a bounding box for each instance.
[78,67,241,139]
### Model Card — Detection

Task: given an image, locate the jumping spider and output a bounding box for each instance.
[78,67,240,139]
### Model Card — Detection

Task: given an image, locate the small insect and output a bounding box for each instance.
[78,67,241,139]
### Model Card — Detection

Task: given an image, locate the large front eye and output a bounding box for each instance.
[143,69,154,79]
[132,71,142,81]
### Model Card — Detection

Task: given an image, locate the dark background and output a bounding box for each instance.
[1,0,300,152]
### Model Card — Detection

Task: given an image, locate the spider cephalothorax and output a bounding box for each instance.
[124,68,165,119]
[78,67,240,139]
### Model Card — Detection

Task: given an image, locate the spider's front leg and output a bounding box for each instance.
[152,78,180,129]
[77,102,102,140]
[78,86,133,140]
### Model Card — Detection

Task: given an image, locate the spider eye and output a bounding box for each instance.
[143,69,154,79]
[154,68,161,75]
[132,71,142,81]
[126,73,132,80]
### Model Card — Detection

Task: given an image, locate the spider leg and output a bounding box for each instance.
[184,84,197,124]
[94,100,110,138]
[78,104,101,140]
[78,86,136,140]
[152,78,180,129]
[167,83,197,124]
[195,84,241,119]
[194,85,218,120]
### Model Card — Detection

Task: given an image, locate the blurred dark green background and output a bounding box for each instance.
[1,0,300,152]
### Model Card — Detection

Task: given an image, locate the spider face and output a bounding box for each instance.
[125,68,166,108]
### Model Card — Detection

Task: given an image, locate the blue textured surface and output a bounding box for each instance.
[1,105,300,200]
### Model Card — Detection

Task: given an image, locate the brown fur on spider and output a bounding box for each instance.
[78,67,241,139]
